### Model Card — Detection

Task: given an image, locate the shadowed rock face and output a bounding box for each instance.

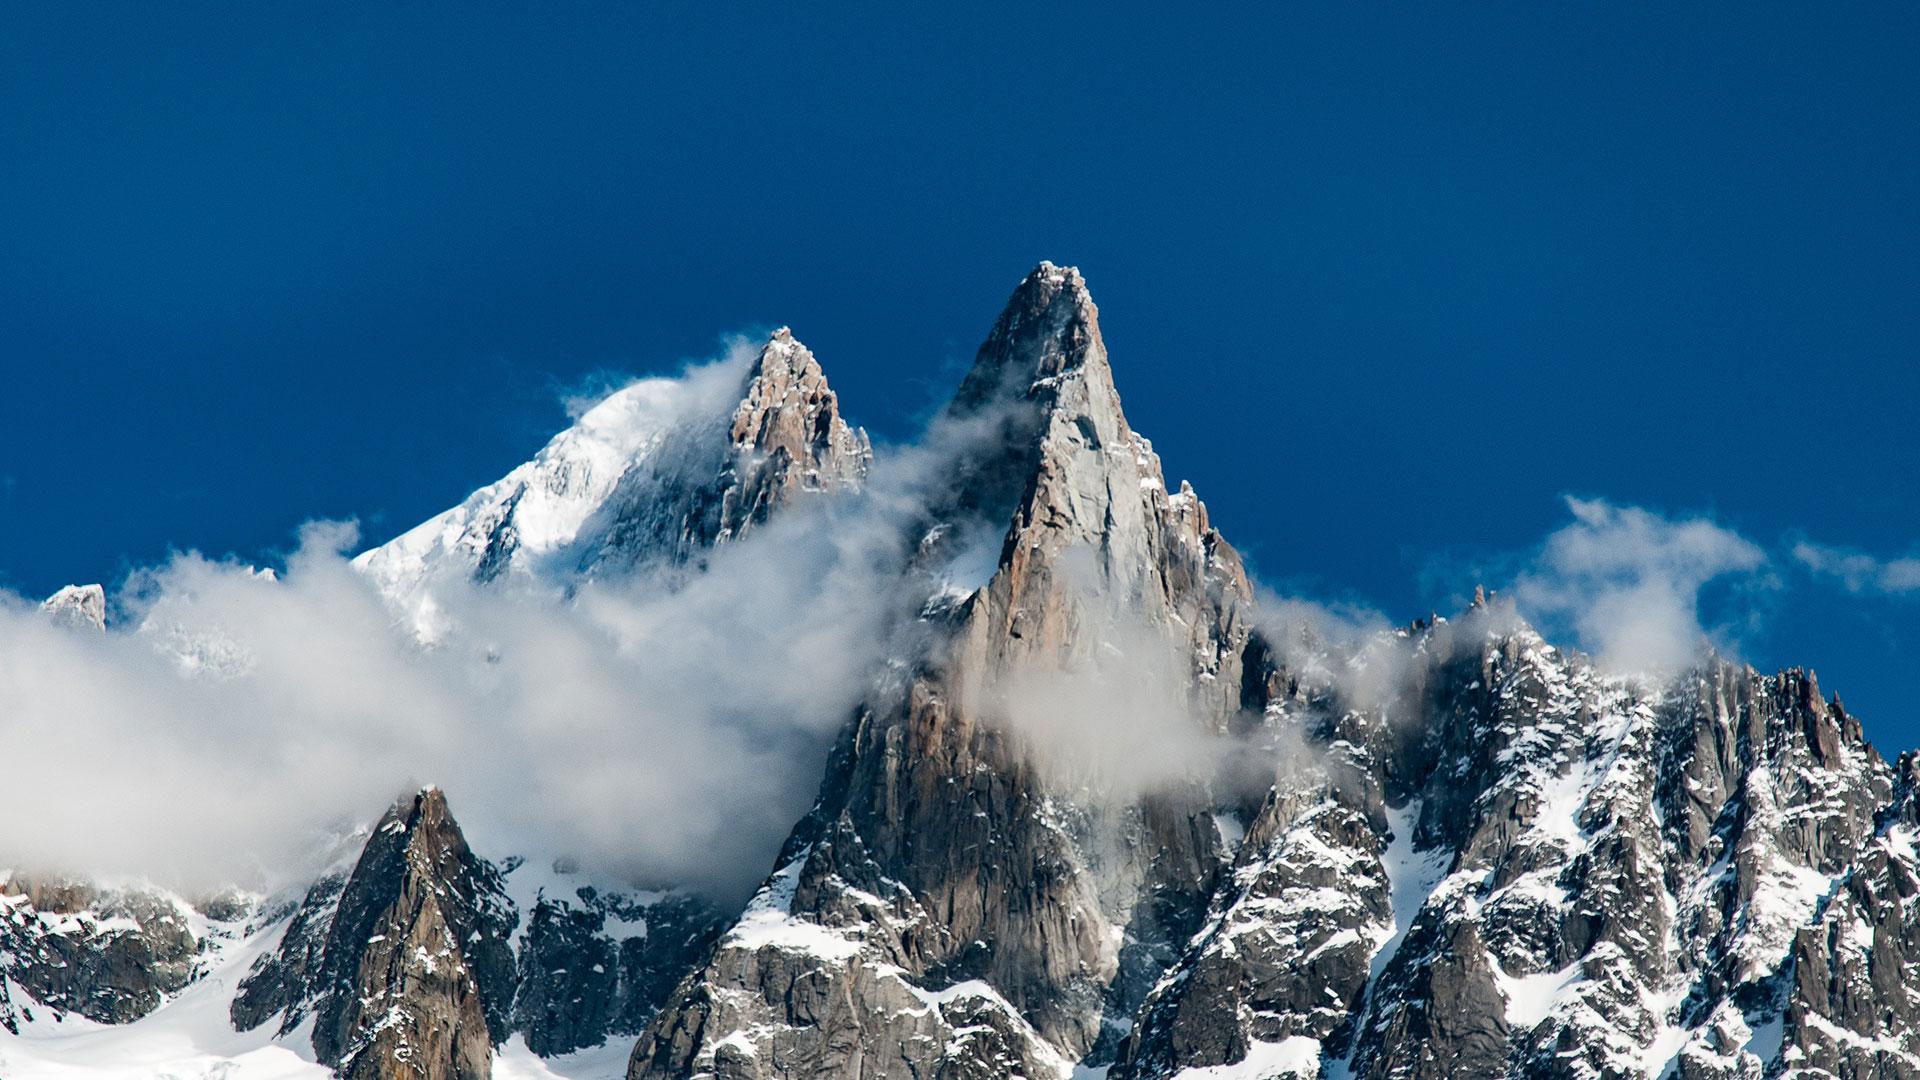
[311,788,517,1080]
[511,885,728,1058]
[1772,753,1920,1080]
[0,876,198,1029]
[232,788,517,1080]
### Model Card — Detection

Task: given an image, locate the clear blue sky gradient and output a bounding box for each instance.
[3,6,1917,741]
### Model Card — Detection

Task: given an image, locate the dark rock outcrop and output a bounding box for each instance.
[511,882,727,1057]
[0,876,197,1028]
[233,788,517,1080]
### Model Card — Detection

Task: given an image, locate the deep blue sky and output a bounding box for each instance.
[4,6,1917,742]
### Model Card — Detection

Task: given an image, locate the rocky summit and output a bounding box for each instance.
[5,264,1919,1079]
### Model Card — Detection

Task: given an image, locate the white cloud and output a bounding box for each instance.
[0,365,1860,906]
[1507,496,1768,675]
[0,364,1021,902]
[1792,541,1920,595]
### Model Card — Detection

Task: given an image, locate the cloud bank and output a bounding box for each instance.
[0,362,1026,900]
[0,345,1902,905]
[1,518,898,900]
[1793,541,1920,596]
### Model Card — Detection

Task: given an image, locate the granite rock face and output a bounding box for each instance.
[220,791,729,1077]
[629,263,1264,1080]
[1116,609,1909,1080]
[582,328,871,574]
[1769,752,1920,1080]
[232,788,517,1080]
[621,266,1920,1080]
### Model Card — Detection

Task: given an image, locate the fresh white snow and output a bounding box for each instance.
[493,1034,637,1080]
[352,363,744,637]
[0,917,327,1080]
[719,852,861,962]
[1168,1036,1322,1079]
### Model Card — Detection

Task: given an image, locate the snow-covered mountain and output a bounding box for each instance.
[355,327,869,634]
[352,368,702,597]
[7,264,1920,1080]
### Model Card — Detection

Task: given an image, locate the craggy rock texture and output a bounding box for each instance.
[585,327,871,573]
[1771,753,1920,1079]
[0,876,198,1029]
[511,882,727,1057]
[1117,615,1912,1080]
[626,266,1920,1080]
[629,264,1265,1080]
[234,788,517,1080]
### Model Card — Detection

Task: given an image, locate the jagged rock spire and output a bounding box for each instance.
[942,261,1253,667]
[950,262,1112,414]
[358,326,870,606]
[714,327,872,536]
[235,787,517,1080]
[630,263,1267,1080]
[580,327,870,571]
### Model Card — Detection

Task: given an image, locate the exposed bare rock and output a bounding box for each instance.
[630,263,1265,1080]
[585,328,871,572]
[229,868,350,1034]
[233,788,517,1080]
[15,264,1920,1080]
[510,879,727,1057]
[0,875,197,1028]
[1771,752,1920,1079]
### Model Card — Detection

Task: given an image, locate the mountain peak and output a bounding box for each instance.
[288,786,516,1080]
[1030,259,1084,288]
[358,326,870,602]
[732,327,856,451]
[950,260,1108,417]
[41,584,106,632]
[572,327,869,571]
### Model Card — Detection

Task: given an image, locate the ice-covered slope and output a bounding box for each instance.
[354,329,869,619]
[354,370,716,597]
